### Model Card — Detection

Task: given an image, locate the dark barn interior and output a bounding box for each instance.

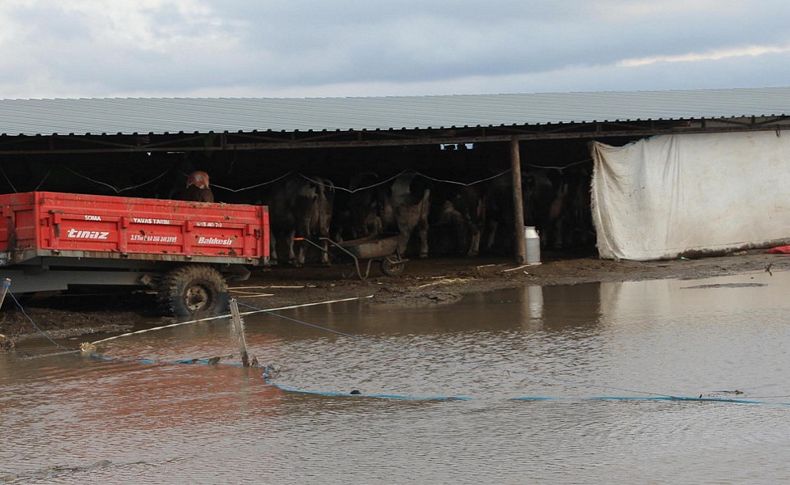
[0,136,613,262]
[2,91,788,266]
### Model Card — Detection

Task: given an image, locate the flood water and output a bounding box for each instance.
[3,270,790,483]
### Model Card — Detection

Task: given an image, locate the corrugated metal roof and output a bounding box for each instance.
[1,87,789,136]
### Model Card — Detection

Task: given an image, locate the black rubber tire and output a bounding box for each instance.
[158,265,229,317]
[380,255,406,276]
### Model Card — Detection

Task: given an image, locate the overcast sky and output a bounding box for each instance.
[3,0,790,99]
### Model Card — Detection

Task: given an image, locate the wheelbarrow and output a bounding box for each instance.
[297,234,408,280]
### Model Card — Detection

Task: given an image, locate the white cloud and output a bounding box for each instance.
[619,44,790,67]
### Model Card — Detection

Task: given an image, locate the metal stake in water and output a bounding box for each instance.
[229,298,252,367]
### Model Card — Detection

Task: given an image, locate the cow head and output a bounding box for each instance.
[186,171,210,189]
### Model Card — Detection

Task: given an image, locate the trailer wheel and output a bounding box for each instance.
[158,265,229,317]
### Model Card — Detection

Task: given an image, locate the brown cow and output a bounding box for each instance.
[183,170,214,203]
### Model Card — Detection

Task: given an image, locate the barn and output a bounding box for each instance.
[1,87,789,263]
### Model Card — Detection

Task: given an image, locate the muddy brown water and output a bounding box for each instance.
[2,271,790,483]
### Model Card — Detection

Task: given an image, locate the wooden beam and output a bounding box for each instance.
[2,121,790,155]
[510,136,526,264]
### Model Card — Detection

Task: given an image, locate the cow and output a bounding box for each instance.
[543,165,594,250]
[381,173,431,258]
[265,175,334,266]
[429,184,486,257]
[183,170,214,202]
[331,172,385,241]
[332,172,431,258]
[482,168,555,254]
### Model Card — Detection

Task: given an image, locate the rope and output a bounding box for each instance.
[8,291,71,351]
[52,163,588,199]
[18,349,82,360]
[300,170,512,193]
[73,347,789,407]
[87,351,243,368]
[64,167,171,194]
[210,171,294,193]
[76,348,789,407]
[0,164,17,192]
[416,169,511,187]
[299,171,407,194]
[237,301,358,338]
[260,377,788,406]
[34,169,52,191]
[88,295,374,346]
[525,158,592,171]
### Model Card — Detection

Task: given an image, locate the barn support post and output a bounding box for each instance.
[510,136,526,264]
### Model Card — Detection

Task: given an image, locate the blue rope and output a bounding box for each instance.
[265,381,786,406]
[81,350,790,407]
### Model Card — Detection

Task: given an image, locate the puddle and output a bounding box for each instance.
[1,270,789,483]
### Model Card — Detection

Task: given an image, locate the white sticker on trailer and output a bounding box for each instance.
[197,236,233,245]
[130,234,178,243]
[132,217,171,225]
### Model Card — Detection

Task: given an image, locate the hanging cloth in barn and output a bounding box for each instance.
[591,131,790,260]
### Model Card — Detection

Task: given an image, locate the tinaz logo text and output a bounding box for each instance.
[66,228,110,240]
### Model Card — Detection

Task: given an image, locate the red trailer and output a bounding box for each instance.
[0,191,269,316]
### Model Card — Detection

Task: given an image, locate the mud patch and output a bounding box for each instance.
[373,286,462,307]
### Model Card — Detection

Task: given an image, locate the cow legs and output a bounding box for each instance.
[417,190,430,258]
[296,244,306,267]
[286,229,298,265]
[320,239,330,265]
[485,220,498,252]
[468,227,481,257]
[270,234,279,264]
[417,217,429,258]
[396,220,412,256]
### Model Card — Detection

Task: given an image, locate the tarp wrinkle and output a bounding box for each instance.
[591,131,790,260]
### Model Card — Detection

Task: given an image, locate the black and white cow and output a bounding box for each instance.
[381,173,431,258]
[332,172,431,258]
[265,175,334,266]
[430,184,486,257]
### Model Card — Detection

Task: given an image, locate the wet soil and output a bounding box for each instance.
[1,250,788,344]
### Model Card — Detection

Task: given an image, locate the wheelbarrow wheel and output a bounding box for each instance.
[380,255,406,276]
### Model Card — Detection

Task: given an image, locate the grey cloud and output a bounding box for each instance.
[209,1,790,86]
[3,1,790,98]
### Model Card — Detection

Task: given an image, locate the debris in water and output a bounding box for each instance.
[80,342,97,354]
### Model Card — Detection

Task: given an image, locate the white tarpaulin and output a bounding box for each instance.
[591,131,790,260]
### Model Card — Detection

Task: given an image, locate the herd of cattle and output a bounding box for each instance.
[188,166,596,265]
